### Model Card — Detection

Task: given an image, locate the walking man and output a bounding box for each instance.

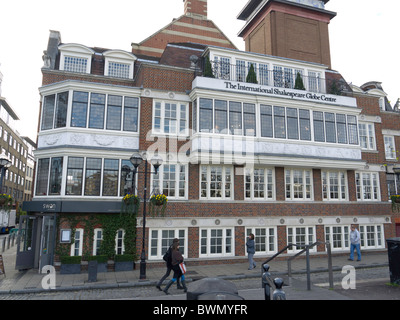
[349,225,361,261]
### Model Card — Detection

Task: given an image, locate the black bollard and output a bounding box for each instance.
[262,264,272,300]
[272,278,286,300]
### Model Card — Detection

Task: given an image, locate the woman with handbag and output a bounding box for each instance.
[163,242,188,295]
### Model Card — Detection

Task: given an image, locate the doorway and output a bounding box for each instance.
[16,214,57,271]
[396,224,400,237]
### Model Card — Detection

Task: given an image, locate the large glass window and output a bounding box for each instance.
[260,105,273,138]
[322,171,347,201]
[313,111,325,142]
[123,97,139,132]
[64,56,88,73]
[49,157,63,195]
[108,62,130,79]
[286,108,298,140]
[152,164,187,199]
[199,98,213,133]
[102,159,119,196]
[299,109,311,141]
[149,229,186,260]
[66,157,84,195]
[36,158,50,195]
[214,100,228,134]
[85,158,102,196]
[54,92,69,128]
[287,227,316,253]
[274,106,286,139]
[355,172,380,201]
[71,91,89,128]
[243,103,256,136]
[106,95,122,131]
[325,113,336,143]
[200,228,233,257]
[89,93,106,129]
[229,102,242,135]
[285,169,312,200]
[200,166,232,199]
[245,168,274,200]
[246,227,277,254]
[358,123,376,150]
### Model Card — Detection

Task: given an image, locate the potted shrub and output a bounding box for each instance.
[121,193,140,215]
[114,254,135,272]
[60,256,82,274]
[88,255,108,273]
[0,194,13,211]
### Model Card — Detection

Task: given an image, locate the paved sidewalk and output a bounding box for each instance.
[0,243,390,299]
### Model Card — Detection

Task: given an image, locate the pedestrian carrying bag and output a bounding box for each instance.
[179,262,186,274]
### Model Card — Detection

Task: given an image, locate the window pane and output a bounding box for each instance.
[71,91,88,127]
[123,97,139,132]
[49,157,63,195]
[325,113,336,143]
[199,98,213,132]
[89,93,106,129]
[103,159,119,196]
[66,157,84,195]
[36,158,50,195]
[85,158,102,196]
[243,103,256,136]
[41,95,55,130]
[54,92,69,128]
[313,111,325,142]
[299,109,311,141]
[287,108,298,140]
[274,106,286,139]
[214,100,228,134]
[106,95,122,130]
[229,102,242,135]
[260,105,273,138]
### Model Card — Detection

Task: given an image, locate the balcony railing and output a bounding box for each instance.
[202,60,329,94]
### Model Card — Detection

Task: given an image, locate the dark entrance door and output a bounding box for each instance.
[39,215,56,270]
[396,224,400,237]
[15,216,38,270]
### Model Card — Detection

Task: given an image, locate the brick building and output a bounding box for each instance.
[20,0,399,272]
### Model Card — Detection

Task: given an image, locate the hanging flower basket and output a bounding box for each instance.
[391,195,400,212]
[149,194,168,217]
[0,194,13,211]
[121,194,140,215]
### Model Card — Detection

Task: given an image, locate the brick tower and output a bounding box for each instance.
[237,0,336,68]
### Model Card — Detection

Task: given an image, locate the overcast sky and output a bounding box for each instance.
[0,0,398,140]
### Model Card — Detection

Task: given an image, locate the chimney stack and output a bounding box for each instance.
[184,0,207,19]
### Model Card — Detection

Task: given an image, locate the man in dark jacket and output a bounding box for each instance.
[246,233,256,270]
[156,238,183,291]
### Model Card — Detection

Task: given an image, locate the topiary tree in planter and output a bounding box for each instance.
[203,56,215,78]
[246,63,258,84]
[294,72,305,90]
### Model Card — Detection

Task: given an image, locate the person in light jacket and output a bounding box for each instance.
[349,225,361,261]
[246,233,256,270]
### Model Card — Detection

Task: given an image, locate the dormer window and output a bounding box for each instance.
[103,50,137,79]
[59,44,95,74]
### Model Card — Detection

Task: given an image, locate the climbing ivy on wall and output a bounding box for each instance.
[55,213,137,261]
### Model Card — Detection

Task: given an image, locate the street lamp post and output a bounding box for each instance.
[130,152,163,280]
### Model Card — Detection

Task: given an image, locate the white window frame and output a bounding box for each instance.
[384,135,396,160]
[358,122,376,151]
[149,229,187,260]
[93,228,103,256]
[103,50,136,79]
[70,228,84,256]
[246,227,277,255]
[244,167,275,200]
[200,228,234,257]
[200,166,233,200]
[285,169,313,201]
[153,100,189,136]
[59,44,94,74]
[355,172,380,201]
[115,229,125,255]
[322,170,348,201]
[151,163,188,199]
[325,225,350,251]
[287,226,316,253]
[360,224,385,249]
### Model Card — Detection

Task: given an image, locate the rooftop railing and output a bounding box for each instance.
[201,60,340,95]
